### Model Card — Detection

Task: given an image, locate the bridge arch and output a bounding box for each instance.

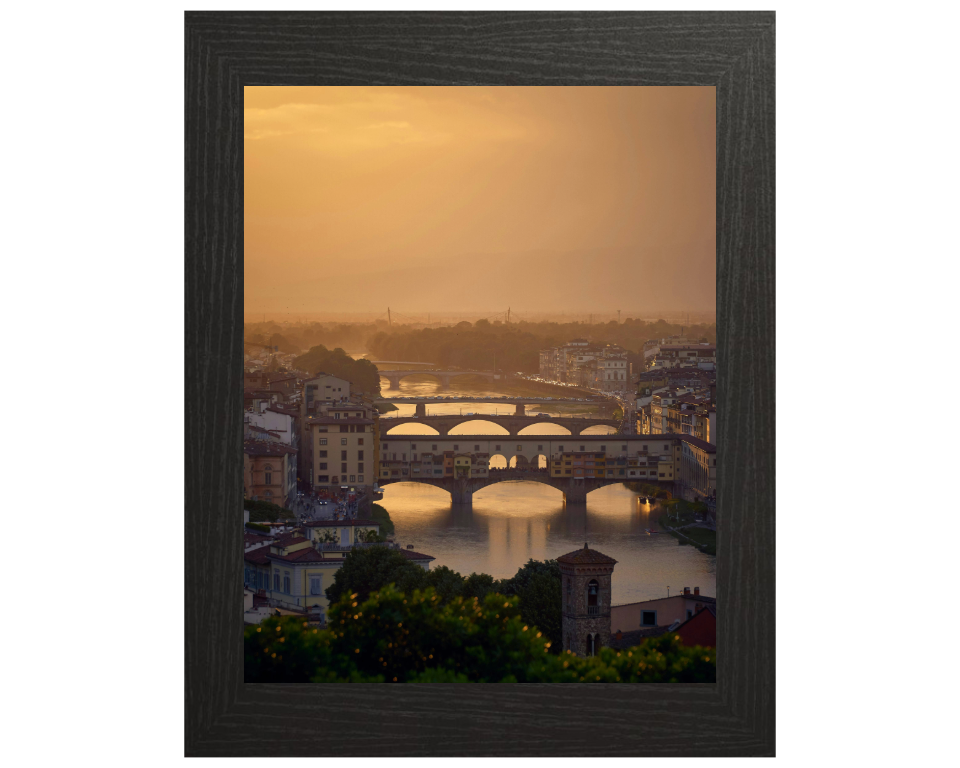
[517,422,573,436]
[488,454,508,470]
[384,423,440,435]
[579,424,619,435]
[447,419,510,435]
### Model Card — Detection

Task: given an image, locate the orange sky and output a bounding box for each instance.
[244,86,715,315]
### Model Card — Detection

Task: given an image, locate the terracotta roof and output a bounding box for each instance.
[398,549,436,562]
[556,545,618,565]
[271,530,308,547]
[243,440,297,456]
[244,543,273,565]
[244,532,274,546]
[303,519,379,528]
[267,547,326,563]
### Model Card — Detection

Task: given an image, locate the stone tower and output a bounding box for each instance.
[558,543,618,656]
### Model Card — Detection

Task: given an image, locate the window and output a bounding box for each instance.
[273,572,280,591]
[641,610,657,627]
[516,445,522,452]
[411,444,417,450]
[600,445,606,452]
[283,574,290,594]
[357,475,364,482]
[495,445,501,451]
[341,438,348,445]
[475,445,480,451]
[432,445,437,451]
[453,445,458,451]
[580,445,585,451]
[340,425,349,433]
[687,610,694,620]
[538,445,543,451]
[341,463,348,473]
[317,475,329,482]
[310,577,322,595]
[319,438,327,445]
[586,634,595,656]
[349,475,356,482]
[357,438,364,445]
[565,577,572,608]
[357,450,364,460]
[318,450,327,458]
[358,463,364,472]
[587,580,599,615]
[319,463,327,470]
[341,451,347,460]
[264,472,272,485]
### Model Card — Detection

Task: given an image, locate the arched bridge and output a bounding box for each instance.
[378,369,502,390]
[378,470,627,505]
[380,413,622,437]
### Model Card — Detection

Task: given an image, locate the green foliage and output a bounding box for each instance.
[316,529,338,544]
[244,588,716,683]
[358,529,386,544]
[498,559,563,653]
[245,522,270,534]
[324,546,423,604]
[369,503,395,536]
[292,345,382,395]
[244,498,295,522]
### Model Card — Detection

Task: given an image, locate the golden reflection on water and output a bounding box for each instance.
[376,375,715,604]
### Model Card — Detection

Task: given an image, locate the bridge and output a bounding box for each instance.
[380,413,622,436]
[376,433,689,504]
[378,469,629,504]
[374,396,605,406]
[377,369,502,390]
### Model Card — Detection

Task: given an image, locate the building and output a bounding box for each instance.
[303,373,350,408]
[610,587,716,632]
[307,403,379,493]
[243,440,298,507]
[651,344,717,371]
[678,435,717,499]
[558,544,618,656]
[243,521,435,623]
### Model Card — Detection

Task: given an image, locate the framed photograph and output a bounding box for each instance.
[186,10,774,757]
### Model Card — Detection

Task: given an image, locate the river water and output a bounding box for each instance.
[376,374,716,605]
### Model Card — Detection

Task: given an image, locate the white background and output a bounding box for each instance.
[2,1,957,765]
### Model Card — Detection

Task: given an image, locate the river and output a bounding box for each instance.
[375,373,716,605]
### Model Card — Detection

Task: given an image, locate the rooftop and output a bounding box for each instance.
[557,544,618,566]
[243,440,297,456]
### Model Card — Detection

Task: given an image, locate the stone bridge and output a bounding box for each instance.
[380,413,622,437]
[378,469,627,505]
[378,369,502,390]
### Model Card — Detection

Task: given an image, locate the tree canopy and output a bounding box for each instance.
[291,345,382,394]
[245,586,716,684]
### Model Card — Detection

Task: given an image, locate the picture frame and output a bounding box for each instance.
[185,10,775,757]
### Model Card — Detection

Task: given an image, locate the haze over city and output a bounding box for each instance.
[244,86,716,315]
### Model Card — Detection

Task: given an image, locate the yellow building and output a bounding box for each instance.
[243,440,298,507]
[308,402,380,494]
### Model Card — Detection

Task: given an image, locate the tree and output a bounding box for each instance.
[499,560,563,653]
[244,586,717,683]
[325,546,426,604]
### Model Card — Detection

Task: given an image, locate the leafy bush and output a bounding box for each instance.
[370,503,394,536]
[245,522,270,534]
[291,345,382,395]
[244,498,295,522]
[244,586,716,683]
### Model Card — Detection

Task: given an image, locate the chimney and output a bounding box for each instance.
[694,587,700,596]
[584,542,589,550]
[683,587,691,595]
[616,630,623,640]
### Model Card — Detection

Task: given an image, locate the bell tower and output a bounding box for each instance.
[558,542,617,656]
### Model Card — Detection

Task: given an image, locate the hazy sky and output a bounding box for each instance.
[244,86,715,315]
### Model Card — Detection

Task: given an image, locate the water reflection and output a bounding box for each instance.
[381,481,716,605]
[375,373,715,604]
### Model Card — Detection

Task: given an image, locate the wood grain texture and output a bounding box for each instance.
[185,10,775,757]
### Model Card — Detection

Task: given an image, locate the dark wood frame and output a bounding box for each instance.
[185,11,775,757]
